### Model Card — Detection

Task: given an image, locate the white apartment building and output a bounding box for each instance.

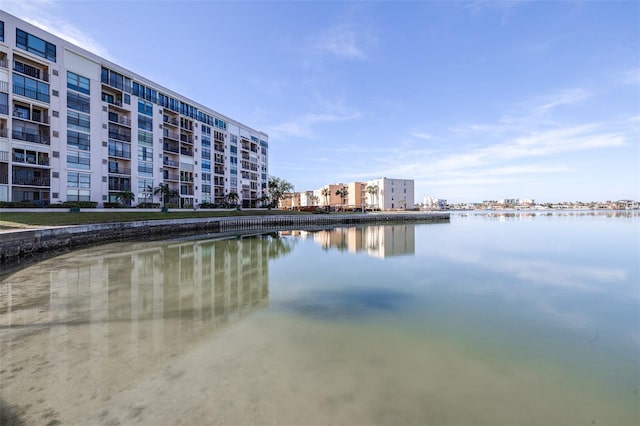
[0,12,268,208]
[363,178,415,210]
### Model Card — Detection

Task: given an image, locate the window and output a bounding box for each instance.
[138,114,152,131]
[67,172,91,188]
[12,73,49,102]
[67,92,90,113]
[202,160,211,171]
[108,140,131,158]
[0,21,4,42]
[138,146,153,162]
[67,71,90,95]
[138,130,153,146]
[67,130,90,151]
[16,29,57,62]
[138,99,153,116]
[138,162,153,176]
[67,151,90,170]
[67,110,90,132]
[137,179,153,201]
[67,189,90,202]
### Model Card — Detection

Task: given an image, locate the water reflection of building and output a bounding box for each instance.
[291,225,415,258]
[0,234,291,424]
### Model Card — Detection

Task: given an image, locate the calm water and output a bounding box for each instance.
[0,211,638,425]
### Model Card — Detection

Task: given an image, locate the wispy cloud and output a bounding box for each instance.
[536,88,591,113]
[313,23,376,60]
[268,111,361,139]
[2,0,112,59]
[410,131,433,141]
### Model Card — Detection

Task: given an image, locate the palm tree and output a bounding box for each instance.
[115,190,135,207]
[153,183,178,210]
[366,184,379,210]
[226,191,239,207]
[268,176,295,208]
[321,187,330,211]
[335,186,348,210]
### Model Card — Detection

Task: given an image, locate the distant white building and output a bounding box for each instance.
[364,178,414,210]
[423,197,447,209]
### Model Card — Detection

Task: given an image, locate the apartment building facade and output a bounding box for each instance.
[0,12,268,208]
[282,178,415,211]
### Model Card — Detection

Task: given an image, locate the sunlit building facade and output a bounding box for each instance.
[0,12,269,207]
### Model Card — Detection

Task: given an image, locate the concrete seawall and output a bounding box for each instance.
[0,212,449,266]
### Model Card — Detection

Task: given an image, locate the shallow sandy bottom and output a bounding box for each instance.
[3,309,634,426]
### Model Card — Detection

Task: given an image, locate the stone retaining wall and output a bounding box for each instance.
[0,213,449,266]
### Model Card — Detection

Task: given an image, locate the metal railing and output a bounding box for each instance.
[12,176,51,186]
[13,85,50,103]
[12,129,50,145]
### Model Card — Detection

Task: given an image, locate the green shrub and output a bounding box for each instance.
[103,202,120,208]
[137,203,161,208]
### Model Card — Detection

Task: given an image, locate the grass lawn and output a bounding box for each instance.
[0,209,312,227]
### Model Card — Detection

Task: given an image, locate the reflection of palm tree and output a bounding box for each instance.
[309,194,319,206]
[266,233,296,260]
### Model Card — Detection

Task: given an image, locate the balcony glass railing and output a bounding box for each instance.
[108,166,131,175]
[163,158,179,167]
[180,148,193,156]
[108,148,131,159]
[0,58,8,69]
[13,85,50,103]
[108,130,131,142]
[12,129,49,145]
[0,175,8,184]
[163,142,179,153]
[12,175,50,186]
[163,173,179,181]
[108,183,131,191]
[0,105,7,115]
[0,128,7,138]
[0,81,8,93]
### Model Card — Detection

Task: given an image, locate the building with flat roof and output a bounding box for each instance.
[0,11,268,207]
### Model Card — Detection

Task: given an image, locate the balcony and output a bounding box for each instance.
[163,158,179,167]
[13,110,50,125]
[0,128,7,138]
[180,188,194,196]
[108,129,131,142]
[180,134,193,144]
[13,85,50,103]
[12,129,50,145]
[108,148,131,159]
[102,93,123,107]
[0,81,8,93]
[14,61,49,82]
[163,116,179,126]
[0,175,7,184]
[163,130,179,141]
[0,151,7,162]
[108,114,131,127]
[0,57,7,69]
[0,104,7,115]
[180,176,194,183]
[108,183,131,191]
[163,173,179,181]
[12,175,50,187]
[12,153,49,166]
[163,141,179,153]
[180,148,193,156]
[108,166,131,175]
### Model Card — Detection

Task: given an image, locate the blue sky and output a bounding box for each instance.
[3,1,639,203]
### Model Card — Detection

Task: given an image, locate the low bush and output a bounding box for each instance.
[137,203,161,209]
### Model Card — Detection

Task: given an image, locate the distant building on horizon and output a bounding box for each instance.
[281,177,415,211]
